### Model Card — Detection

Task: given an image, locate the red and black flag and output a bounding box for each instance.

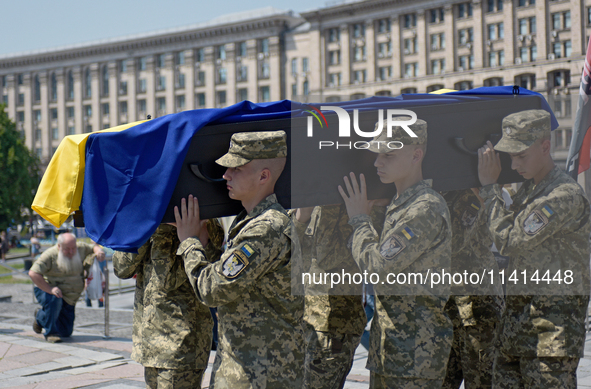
[566,38,591,178]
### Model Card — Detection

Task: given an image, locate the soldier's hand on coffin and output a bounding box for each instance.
[295,207,314,223]
[338,173,371,219]
[174,195,203,243]
[477,141,502,186]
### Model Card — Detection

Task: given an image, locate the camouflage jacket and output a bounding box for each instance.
[113,224,218,369]
[177,194,305,388]
[293,205,366,336]
[443,189,504,326]
[30,242,96,306]
[349,179,453,379]
[480,166,591,357]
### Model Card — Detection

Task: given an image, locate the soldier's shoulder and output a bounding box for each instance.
[251,205,291,235]
[414,187,449,214]
[551,170,587,199]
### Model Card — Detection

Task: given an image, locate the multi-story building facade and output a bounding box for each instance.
[0,1,589,166]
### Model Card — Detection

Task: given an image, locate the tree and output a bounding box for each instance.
[0,104,40,231]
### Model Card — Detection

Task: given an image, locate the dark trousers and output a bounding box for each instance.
[34,287,75,338]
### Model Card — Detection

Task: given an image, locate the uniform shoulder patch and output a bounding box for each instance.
[523,210,549,235]
[379,235,406,260]
[221,250,250,278]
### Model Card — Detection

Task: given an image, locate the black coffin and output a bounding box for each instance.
[160,94,543,223]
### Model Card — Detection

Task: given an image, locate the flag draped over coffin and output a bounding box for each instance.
[32,86,556,252]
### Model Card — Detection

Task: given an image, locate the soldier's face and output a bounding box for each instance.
[222,162,258,202]
[508,141,545,180]
[373,146,414,184]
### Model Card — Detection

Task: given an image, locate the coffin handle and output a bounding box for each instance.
[190,164,226,183]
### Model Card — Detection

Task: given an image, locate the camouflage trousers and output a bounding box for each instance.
[303,330,361,389]
[144,366,205,389]
[442,321,498,389]
[369,372,444,389]
[492,351,579,389]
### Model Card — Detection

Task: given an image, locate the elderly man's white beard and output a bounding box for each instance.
[56,250,83,275]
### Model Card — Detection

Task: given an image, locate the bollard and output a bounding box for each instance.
[103,260,110,339]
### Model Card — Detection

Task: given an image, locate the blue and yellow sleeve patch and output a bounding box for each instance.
[541,205,554,218]
[240,243,255,258]
[401,226,415,240]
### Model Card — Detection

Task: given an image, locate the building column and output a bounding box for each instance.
[504,0,515,65]
[184,49,194,110]
[391,15,401,79]
[204,47,216,107]
[472,0,484,69]
[22,74,33,151]
[417,10,427,77]
[571,0,584,56]
[269,36,280,102]
[341,24,351,86]
[145,56,155,118]
[90,63,100,132]
[56,69,66,139]
[127,60,137,122]
[164,53,174,115]
[72,67,82,134]
[38,71,50,159]
[443,4,455,79]
[535,0,548,61]
[5,75,16,123]
[108,61,118,128]
[366,19,376,82]
[226,43,237,105]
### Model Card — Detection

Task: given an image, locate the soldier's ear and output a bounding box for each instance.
[412,146,424,164]
[259,168,271,184]
[540,138,551,155]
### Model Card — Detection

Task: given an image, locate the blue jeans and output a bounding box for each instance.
[34,287,75,338]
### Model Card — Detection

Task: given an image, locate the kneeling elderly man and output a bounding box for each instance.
[29,232,105,342]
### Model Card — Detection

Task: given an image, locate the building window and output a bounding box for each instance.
[157,54,166,68]
[431,59,446,74]
[352,23,365,38]
[427,84,445,93]
[50,73,57,101]
[18,93,24,106]
[67,70,74,100]
[175,51,185,66]
[138,57,147,71]
[486,0,503,12]
[454,81,473,90]
[377,43,391,58]
[84,105,92,118]
[102,103,109,117]
[403,13,417,28]
[328,28,340,42]
[238,42,247,58]
[588,7,591,25]
[50,108,58,120]
[176,73,185,89]
[176,95,185,112]
[404,63,418,77]
[553,42,562,58]
[17,111,24,122]
[260,62,270,79]
[401,88,417,94]
[459,28,473,45]
[102,66,109,96]
[564,40,572,57]
[302,58,309,73]
[489,50,505,67]
[157,97,166,115]
[378,66,391,81]
[157,76,166,91]
[515,73,536,89]
[551,70,570,87]
[34,75,40,102]
[260,39,269,54]
[119,81,128,95]
[377,18,391,33]
[34,110,41,123]
[17,74,23,85]
[52,128,59,140]
[67,106,75,118]
[458,2,473,18]
[237,65,248,82]
[353,46,366,62]
[303,80,309,95]
[196,71,205,86]
[519,17,536,35]
[329,50,341,65]
[2,95,6,104]
[291,58,297,75]
[216,91,226,107]
[35,129,42,142]
[85,125,92,133]
[196,93,206,108]
[404,37,418,55]
[195,49,205,63]
[291,84,297,97]
[68,126,75,135]
[137,99,146,116]
[237,88,248,102]
[329,72,342,86]
[85,68,91,98]
[218,67,227,84]
[484,77,503,87]
[487,23,504,40]
[518,0,535,6]
[119,60,127,73]
[120,101,128,115]
[259,86,270,102]
[138,78,147,93]
[458,55,474,70]
[430,33,445,51]
[429,8,444,23]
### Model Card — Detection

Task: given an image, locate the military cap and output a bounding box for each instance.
[216,130,287,167]
[368,117,427,153]
[494,109,551,153]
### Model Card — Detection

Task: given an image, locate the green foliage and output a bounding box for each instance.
[0,104,40,230]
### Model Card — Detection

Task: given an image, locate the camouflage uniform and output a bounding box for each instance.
[349,120,453,388]
[441,189,504,389]
[178,131,305,389]
[479,110,591,389]
[113,223,223,389]
[293,205,366,389]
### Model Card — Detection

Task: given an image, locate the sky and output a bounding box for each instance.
[0,0,336,56]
